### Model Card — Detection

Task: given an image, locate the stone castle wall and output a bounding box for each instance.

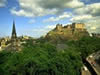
[46,23,89,41]
[55,23,85,31]
[72,23,85,29]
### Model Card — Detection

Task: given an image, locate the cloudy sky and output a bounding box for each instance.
[0,0,100,37]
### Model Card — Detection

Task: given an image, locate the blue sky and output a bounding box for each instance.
[0,0,100,38]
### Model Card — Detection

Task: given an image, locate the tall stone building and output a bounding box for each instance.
[72,23,85,30]
[9,21,21,51]
[55,24,63,31]
[11,21,17,40]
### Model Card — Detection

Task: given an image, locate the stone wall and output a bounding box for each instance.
[72,23,85,29]
[46,23,89,41]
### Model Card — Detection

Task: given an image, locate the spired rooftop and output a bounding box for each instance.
[6,21,21,51]
[11,21,17,39]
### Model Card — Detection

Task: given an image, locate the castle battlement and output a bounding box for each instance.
[55,24,63,31]
[55,23,85,31]
[72,23,85,29]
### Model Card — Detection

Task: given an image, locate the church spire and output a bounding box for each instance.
[11,20,17,39]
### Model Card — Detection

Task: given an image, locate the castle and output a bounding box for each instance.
[46,23,89,41]
[55,23,85,31]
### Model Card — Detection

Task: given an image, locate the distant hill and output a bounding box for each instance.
[45,23,89,43]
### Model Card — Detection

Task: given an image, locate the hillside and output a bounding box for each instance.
[46,23,89,42]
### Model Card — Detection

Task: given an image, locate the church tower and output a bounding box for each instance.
[11,21,17,39]
[5,21,21,51]
[11,21,20,51]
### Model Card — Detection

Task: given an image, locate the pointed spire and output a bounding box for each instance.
[11,20,17,39]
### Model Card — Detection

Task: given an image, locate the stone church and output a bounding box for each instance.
[6,21,21,51]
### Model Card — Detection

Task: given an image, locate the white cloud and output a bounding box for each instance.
[65,0,84,8]
[32,29,47,32]
[86,17,100,32]
[71,15,93,22]
[30,26,55,37]
[71,15,100,33]
[74,3,100,16]
[28,24,58,37]
[10,0,100,34]
[45,25,56,29]
[90,27,96,30]
[11,8,35,17]
[44,12,72,22]
[10,0,84,17]
[28,19,35,24]
[71,2,100,33]
[0,0,7,7]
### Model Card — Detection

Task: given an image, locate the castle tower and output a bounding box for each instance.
[11,21,17,39]
[72,23,85,29]
[55,24,62,31]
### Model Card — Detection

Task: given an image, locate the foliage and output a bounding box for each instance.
[0,36,100,75]
[75,36,100,58]
[0,39,82,75]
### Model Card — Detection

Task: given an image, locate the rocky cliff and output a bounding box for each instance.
[45,23,89,42]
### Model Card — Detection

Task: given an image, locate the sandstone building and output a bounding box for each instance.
[46,23,89,41]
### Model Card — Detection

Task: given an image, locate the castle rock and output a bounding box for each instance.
[46,23,89,41]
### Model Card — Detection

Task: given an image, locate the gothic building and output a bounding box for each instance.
[11,21,17,40]
[8,21,21,51]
